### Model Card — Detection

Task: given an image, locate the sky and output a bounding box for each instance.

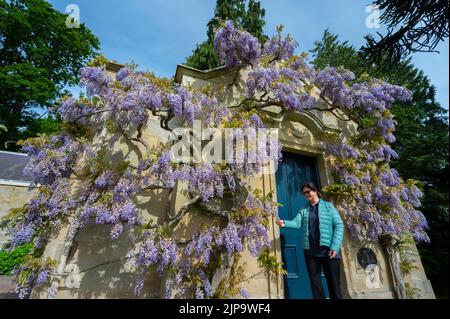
[48,0,449,110]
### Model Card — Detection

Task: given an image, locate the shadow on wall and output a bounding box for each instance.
[51,131,169,298]
[59,223,162,299]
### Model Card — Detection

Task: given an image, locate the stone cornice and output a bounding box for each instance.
[106,61,125,73]
[174,64,231,84]
[264,108,343,135]
[174,55,275,84]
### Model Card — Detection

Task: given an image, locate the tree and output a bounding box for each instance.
[5,22,428,299]
[311,30,449,298]
[362,0,449,66]
[19,115,61,141]
[0,0,100,151]
[185,0,268,70]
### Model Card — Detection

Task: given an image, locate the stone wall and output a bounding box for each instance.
[0,183,35,247]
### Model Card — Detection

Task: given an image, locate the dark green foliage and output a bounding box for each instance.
[0,243,33,275]
[311,30,449,299]
[0,0,100,150]
[362,0,449,65]
[185,0,268,70]
[19,114,61,143]
[185,41,221,72]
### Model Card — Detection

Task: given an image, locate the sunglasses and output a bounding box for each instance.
[303,190,314,195]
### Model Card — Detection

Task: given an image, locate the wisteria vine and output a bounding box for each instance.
[4,20,429,299]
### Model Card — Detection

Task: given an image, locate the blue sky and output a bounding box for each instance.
[48,0,449,110]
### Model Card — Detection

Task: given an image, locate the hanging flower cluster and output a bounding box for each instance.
[214,20,261,68]
[131,191,277,299]
[5,20,429,299]
[214,22,428,243]
[262,25,299,62]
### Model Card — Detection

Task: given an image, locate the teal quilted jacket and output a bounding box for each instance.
[282,198,344,253]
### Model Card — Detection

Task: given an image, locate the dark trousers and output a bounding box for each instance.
[304,254,342,299]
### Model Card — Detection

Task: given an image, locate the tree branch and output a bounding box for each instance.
[168,195,202,227]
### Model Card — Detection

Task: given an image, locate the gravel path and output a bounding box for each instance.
[0,276,18,299]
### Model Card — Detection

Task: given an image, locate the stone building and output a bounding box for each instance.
[30,61,435,299]
[0,151,33,247]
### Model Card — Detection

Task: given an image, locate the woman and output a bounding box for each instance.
[275,182,344,299]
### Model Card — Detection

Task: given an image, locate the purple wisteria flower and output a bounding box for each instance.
[239,288,251,299]
[247,67,279,98]
[214,20,261,68]
[36,269,49,287]
[263,31,298,61]
[47,285,58,299]
[202,95,231,127]
[238,216,271,257]
[195,286,205,299]
[216,222,243,259]
[246,66,317,112]
[165,87,202,125]
[94,171,117,189]
[11,224,35,248]
[185,225,219,266]
[116,67,131,81]
[22,134,81,186]
[131,231,178,279]
[58,98,90,125]
[315,67,355,108]
[149,151,175,188]
[199,269,214,298]
[79,66,112,96]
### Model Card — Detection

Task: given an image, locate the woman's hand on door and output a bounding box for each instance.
[275,219,285,227]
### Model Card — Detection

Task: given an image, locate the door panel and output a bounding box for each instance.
[276,153,329,299]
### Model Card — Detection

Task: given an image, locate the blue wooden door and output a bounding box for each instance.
[275,153,329,299]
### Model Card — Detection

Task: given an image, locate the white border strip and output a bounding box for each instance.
[0,179,31,187]
[0,150,28,157]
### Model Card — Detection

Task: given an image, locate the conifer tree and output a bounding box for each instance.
[185,0,267,70]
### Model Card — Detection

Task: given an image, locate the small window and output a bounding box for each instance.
[357,248,378,269]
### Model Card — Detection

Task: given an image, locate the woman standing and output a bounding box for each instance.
[275,182,344,299]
